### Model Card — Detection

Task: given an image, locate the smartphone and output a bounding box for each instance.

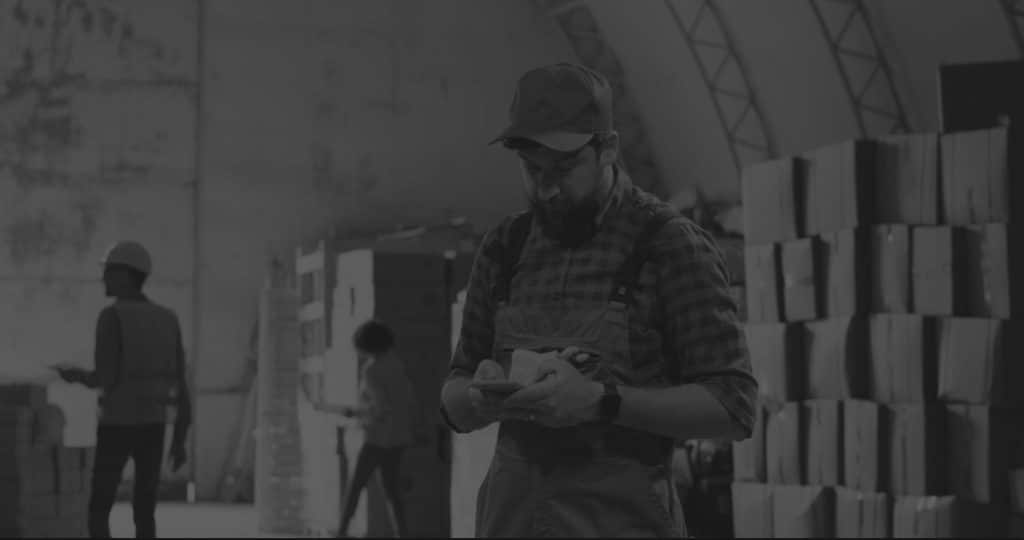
[470,380,524,396]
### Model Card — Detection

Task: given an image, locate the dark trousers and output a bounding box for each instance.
[339,443,407,537]
[88,423,166,539]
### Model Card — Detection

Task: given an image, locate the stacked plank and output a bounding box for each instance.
[734,127,1023,538]
[255,263,307,536]
[0,384,93,538]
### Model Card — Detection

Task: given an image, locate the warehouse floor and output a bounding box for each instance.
[108,502,289,538]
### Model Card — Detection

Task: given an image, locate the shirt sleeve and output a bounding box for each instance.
[174,318,192,427]
[653,218,759,438]
[88,306,121,391]
[446,218,509,380]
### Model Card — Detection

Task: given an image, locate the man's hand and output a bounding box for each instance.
[168,443,187,473]
[502,347,604,428]
[467,359,534,423]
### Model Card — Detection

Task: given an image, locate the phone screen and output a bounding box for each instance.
[470,380,524,396]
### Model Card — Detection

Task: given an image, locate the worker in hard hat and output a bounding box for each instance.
[53,241,192,539]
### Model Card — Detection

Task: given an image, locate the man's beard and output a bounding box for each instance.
[530,192,603,249]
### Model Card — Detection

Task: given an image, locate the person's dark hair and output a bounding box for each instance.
[352,319,396,355]
[105,264,148,290]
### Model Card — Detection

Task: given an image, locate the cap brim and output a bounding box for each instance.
[490,129,593,153]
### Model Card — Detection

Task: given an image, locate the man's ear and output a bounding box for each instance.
[597,131,620,168]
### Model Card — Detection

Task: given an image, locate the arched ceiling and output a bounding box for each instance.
[534,0,1023,212]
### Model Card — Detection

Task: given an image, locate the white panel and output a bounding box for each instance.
[295,244,326,276]
[298,301,325,322]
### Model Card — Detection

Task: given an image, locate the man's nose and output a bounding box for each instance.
[534,178,561,201]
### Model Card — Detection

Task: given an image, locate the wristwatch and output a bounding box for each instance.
[597,382,621,424]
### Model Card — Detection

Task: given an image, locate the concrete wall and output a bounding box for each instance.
[0,0,197,450]
[1,0,573,499]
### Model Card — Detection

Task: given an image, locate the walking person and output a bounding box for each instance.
[54,241,192,539]
[317,319,427,538]
[439,63,758,537]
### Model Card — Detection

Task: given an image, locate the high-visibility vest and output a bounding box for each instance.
[99,300,181,425]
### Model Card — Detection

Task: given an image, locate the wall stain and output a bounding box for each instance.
[0,0,183,192]
[5,208,63,264]
[308,143,380,200]
[354,153,378,193]
[3,195,102,266]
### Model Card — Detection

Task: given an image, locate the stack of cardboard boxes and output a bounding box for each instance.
[0,384,94,538]
[733,127,1023,538]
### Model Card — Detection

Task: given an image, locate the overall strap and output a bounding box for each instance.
[490,211,534,305]
[610,207,678,305]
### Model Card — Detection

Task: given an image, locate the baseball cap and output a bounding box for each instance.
[490,62,614,152]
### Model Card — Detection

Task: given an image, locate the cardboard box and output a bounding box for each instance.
[843,399,889,493]
[892,495,1007,538]
[937,318,1024,407]
[804,317,868,400]
[371,252,449,287]
[911,226,963,316]
[731,482,773,538]
[772,485,835,538]
[945,405,1013,504]
[718,237,746,285]
[887,403,945,496]
[733,406,766,482]
[818,228,868,317]
[57,491,87,518]
[375,286,450,323]
[744,244,783,323]
[962,223,1022,318]
[874,133,940,225]
[802,139,875,235]
[744,323,804,405]
[834,487,890,538]
[741,157,804,245]
[940,126,1017,225]
[781,237,822,322]
[868,314,936,403]
[0,385,47,408]
[1011,468,1024,514]
[804,400,843,486]
[765,402,803,485]
[0,405,34,443]
[870,225,911,313]
[1010,514,1024,538]
[0,449,58,495]
[56,447,84,494]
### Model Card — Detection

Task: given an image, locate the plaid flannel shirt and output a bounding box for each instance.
[447,171,758,437]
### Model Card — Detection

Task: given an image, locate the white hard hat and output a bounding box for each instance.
[101,241,152,275]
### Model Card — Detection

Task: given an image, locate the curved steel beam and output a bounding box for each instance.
[999,0,1024,56]
[534,0,669,198]
[808,0,910,135]
[664,0,777,173]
